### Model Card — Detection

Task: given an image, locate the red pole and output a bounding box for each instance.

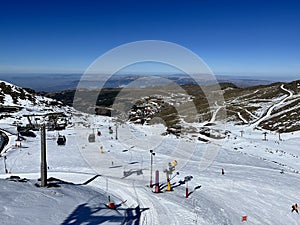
[185,182,189,198]
[154,170,159,193]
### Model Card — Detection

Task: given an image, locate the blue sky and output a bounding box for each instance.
[0,0,300,77]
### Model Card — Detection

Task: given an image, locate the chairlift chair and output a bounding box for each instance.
[57,135,66,145]
[88,133,95,143]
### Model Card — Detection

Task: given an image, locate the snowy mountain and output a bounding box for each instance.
[224,80,300,132]
[44,80,300,133]
[0,81,63,110]
[1,80,300,224]
[0,81,72,131]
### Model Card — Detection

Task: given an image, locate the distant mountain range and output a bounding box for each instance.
[0,73,297,92]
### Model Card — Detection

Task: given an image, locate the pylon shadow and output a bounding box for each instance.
[62,203,149,225]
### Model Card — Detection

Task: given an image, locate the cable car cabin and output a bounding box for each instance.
[57,135,66,145]
[88,133,95,143]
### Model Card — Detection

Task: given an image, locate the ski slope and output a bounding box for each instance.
[252,84,294,127]
[1,113,300,224]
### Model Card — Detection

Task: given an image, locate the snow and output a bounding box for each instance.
[252,84,294,127]
[209,102,224,123]
[1,82,300,224]
[1,81,64,114]
[237,112,248,124]
[244,109,258,119]
[1,113,300,225]
[0,177,125,225]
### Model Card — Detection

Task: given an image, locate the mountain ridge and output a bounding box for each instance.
[1,79,300,133]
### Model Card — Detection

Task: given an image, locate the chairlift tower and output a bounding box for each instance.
[115,122,118,140]
[263,131,268,141]
[40,124,47,187]
[240,130,244,137]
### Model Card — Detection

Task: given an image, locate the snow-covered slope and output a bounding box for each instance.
[0,80,72,131]
[1,114,300,224]
[46,80,300,133]
[0,177,126,225]
[225,80,300,132]
[1,80,300,224]
[0,81,62,109]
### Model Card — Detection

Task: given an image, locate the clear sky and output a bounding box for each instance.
[1,0,300,77]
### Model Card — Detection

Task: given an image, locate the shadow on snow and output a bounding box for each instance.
[62,203,149,225]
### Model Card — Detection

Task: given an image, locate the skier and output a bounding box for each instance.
[292,203,299,214]
[222,168,225,175]
[109,127,113,134]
